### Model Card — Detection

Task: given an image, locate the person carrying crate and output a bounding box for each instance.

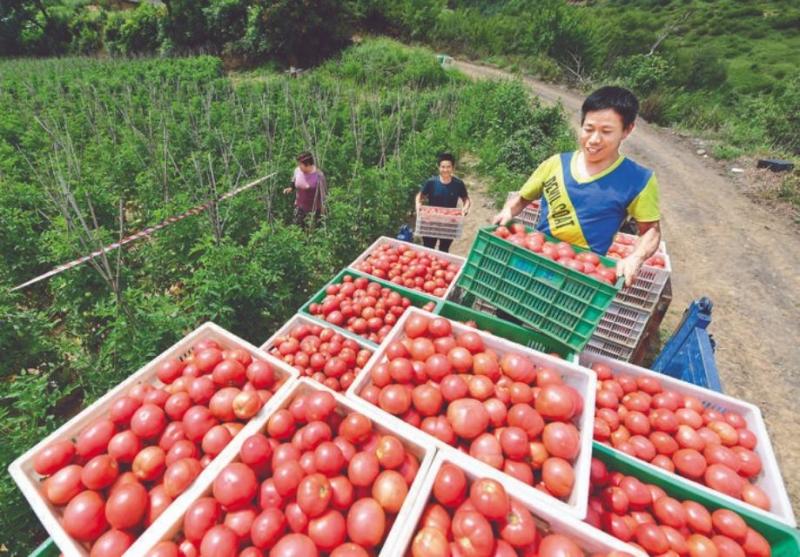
[415,153,472,253]
[493,86,661,287]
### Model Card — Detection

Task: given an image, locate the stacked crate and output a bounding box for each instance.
[505,191,540,227]
[584,232,673,361]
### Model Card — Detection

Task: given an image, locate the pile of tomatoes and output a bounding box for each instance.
[418,205,464,223]
[493,225,618,285]
[590,362,770,511]
[147,389,421,557]
[358,312,586,501]
[411,462,635,557]
[308,275,437,344]
[268,322,374,392]
[352,242,461,298]
[588,458,771,557]
[32,340,282,555]
[607,235,667,269]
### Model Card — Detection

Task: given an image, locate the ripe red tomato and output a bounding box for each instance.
[307,509,347,551]
[411,527,449,557]
[635,522,669,554]
[412,384,443,416]
[683,500,713,534]
[199,525,238,557]
[182,406,218,442]
[538,534,582,556]
[541,457,574,498]
[34,440,76,477]
[164,458,202,498]
[451,510,495,557]
[347,451,380,487]
[109,396,143,426]
[469,478,509,519]
[378,384,411,415]
[446,399,489,439]
[132,446,166,481]
[542,422,580,460]
[535,384,576,421]
[89,529,134,557]
[44,464,83,505]
[146,485,173,526]
[371,470,408,513]
[184,497,222,543]
[76,419,116,459]
[672,448,707,479]
[433,463,467,507]
[346,497,386,547]
[63,490,108,541]
[81,455,119,490]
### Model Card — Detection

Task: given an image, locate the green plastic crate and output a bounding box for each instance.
[29,539,59,557]
[299,268,439,347]
[435,300,577,361]
[593,443,800,555]
[457,226,623,353]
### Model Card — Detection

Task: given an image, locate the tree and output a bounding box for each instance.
[240,0,353,65]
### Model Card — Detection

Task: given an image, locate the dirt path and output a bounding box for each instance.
[453,60,800,515]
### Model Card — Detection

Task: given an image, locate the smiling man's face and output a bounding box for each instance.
[579,108,633,164]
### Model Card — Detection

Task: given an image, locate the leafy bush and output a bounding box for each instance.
[611,54,673,95]
[674,48,728,91]
[104,3,165,55]
[69,7,106,54]
[327,38,449,89]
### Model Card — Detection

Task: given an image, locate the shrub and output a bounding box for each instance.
[673,49,728,91]
[104,3,165,55]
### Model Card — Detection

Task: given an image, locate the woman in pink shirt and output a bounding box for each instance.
[284,151,327,227]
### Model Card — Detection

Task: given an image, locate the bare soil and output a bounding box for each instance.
[452,60,800,516]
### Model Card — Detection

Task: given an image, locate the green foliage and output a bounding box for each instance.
[610,54,673,96]
[236,0,353,65]
[104,3,165,55]
[68,6,106,54]
[325,38,450,89]
[0,41,574,552]
[673,49,728,91]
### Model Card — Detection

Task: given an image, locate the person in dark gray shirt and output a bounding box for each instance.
[415,153,471,253]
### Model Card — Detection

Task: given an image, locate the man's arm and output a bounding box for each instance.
[415,191,425,212]
[616,221,661,287]
[492,156,554,225]
[492,192,529,225]
[461,196,471,216]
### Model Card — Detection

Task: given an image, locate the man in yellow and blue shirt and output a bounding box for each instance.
[494,86,661,286]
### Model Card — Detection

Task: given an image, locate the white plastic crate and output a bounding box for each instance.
[414,205,464,240]
[259,313,382,390]
[347,307,597,519]
[583,335,636,362]
[591,302,650,349]
[580,352,797,527]
[610,233,672,313]
[8,322,299,557]
[393,449,647,557]
[505,191,540,227]
[131,378,437,556]
[348,236,465,300]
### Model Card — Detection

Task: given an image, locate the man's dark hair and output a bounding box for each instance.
[438,152,455,165]
[297,151,314,165]
[581,86,639,129]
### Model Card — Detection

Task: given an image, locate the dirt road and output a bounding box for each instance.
[452,60,800,515]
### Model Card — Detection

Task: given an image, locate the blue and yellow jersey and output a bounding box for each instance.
[520,152,660,255]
